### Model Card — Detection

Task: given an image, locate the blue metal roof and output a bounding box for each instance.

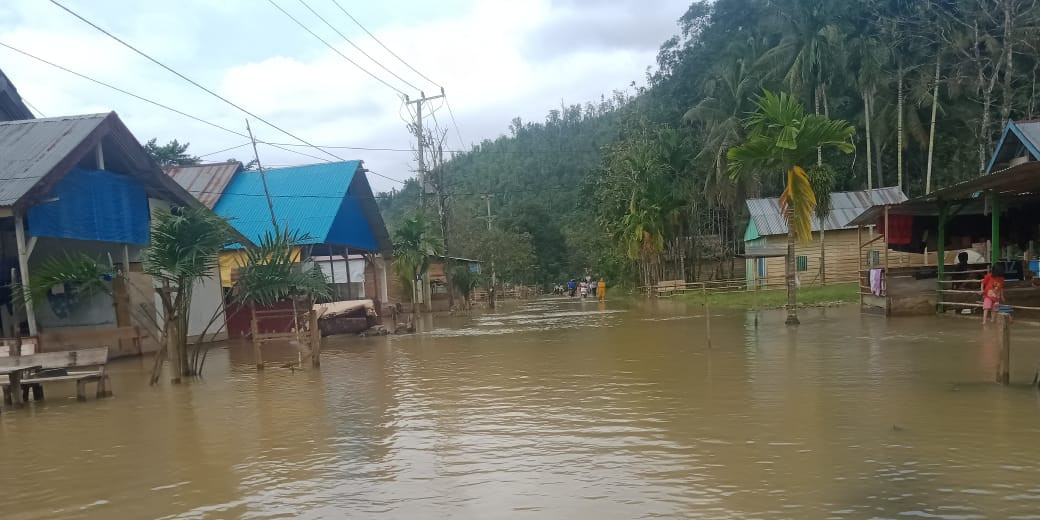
[213,161,378,250]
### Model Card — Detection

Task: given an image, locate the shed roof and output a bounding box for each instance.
[213,161,392,254]
[164,161,242,209]
[986,120,1040,173]
[848,161,1040,226]
[744,187,907,239]
[0,112,198,210]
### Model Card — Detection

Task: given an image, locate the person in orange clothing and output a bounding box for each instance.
[981,264,1005,324]
[597,278,606,301]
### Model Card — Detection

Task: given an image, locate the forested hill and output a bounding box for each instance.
[380,0,1040,287]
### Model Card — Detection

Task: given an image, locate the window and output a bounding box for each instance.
[867,250,880,267]
[796,255,808,272]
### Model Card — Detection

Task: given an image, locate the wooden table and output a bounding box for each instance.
[0,365,42,410]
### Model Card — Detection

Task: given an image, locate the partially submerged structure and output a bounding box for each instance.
[0,112,205,355]
[743,188,914,288]
[850,120,1040,317]
[165,161,393,337]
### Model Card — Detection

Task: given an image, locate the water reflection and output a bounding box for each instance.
[1,299,1039,519]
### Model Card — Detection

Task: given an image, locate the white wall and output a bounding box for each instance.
[186,267,226,341]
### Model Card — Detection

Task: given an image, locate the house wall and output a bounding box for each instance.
[749,229,925,287]
[28,236,146,331]
[186,268,226,342]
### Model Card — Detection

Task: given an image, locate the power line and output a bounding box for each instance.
[21,97,46,118]
[0,41,359,169]
[444,96,466,150]
[49,0,347,165]
[264,0,408,97]
[198,142,251,158]
[330,0,441,90]
[295,0,420,93]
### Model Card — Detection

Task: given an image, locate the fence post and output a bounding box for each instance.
[250,303,263,370]
[996,308,1011,385]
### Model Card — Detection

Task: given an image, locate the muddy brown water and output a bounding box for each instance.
[2,298,1040,519]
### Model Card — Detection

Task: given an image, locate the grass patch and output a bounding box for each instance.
[682,282,859,309]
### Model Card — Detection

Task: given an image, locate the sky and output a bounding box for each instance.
[0,0,690,192]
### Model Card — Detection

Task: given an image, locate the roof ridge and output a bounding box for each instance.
[0,112,110,126]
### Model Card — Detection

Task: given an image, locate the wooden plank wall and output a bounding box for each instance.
[754,229,925,285]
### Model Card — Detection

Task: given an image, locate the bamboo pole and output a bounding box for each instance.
[997,310,1011,385]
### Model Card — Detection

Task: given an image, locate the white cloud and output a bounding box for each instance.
[0,0,688,192]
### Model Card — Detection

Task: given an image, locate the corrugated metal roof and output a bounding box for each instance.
[164,161,242,209]
[214,161,376,248]
[746,187,907,237]
[1015,121,1040,152]
[0,113,107,206]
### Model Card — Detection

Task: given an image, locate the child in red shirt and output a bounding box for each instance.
[981,265,1005,324]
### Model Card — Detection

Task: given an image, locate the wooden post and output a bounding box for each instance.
[883,205,890,272]
[937,203,947,313]
[857,225,864,308]
[703,285,711,349]
[996,309,1011,385]
[991,192,1001,266]
[309,306,320,368]
[250,303,263,370]
[344,247,353,300]
[14,213,37,336]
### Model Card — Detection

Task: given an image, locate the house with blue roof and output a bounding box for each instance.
[164,160,394,336]
[986,119,1040,174]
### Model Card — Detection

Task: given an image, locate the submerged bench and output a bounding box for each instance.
[0,347,112,403]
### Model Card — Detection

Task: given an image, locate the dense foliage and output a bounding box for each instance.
[381,0,1040,287]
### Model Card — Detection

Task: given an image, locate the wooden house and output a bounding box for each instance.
[743,188,918,288]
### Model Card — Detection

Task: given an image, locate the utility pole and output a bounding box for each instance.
[433,139,454,310]
[405,89,445,211]
[245,119,278,229]
[481,193,497,309]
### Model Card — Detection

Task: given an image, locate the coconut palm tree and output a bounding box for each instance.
[728,90,855,325]
[392,216,444,305]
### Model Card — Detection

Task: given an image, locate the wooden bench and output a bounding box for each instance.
[0,347,112,403]
[654,280,686,297]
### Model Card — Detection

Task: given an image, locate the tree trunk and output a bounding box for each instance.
[167,318,182,383]
[786,212,799,325]
[926,53,941,194]
[999,2,1014,129]
[864,90,873,190]
[815,85,823,166]
[820,220,826,284]
[874,136,884,188]
[897,66,905,192]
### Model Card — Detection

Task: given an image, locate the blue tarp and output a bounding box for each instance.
[27,168,150,244]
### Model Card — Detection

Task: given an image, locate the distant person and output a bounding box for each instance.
[579,280,589,298]
[597,278,606,301]
[981,264,1005,324]
[953,251,972,290]
[568,279,577,297]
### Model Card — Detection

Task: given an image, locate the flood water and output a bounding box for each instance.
[3,298,1040,519]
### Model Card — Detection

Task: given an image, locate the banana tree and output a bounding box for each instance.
[728,90,855,325]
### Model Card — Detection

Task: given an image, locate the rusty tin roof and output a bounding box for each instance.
[163,161,243,209]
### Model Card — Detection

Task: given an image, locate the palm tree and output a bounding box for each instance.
[728,90,855,325]
[144,207,233,381]
[392,216,444,305]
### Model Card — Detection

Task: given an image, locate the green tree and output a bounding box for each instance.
[392,215,443,304]
[728,90,855,325]
[144,138,200,167]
